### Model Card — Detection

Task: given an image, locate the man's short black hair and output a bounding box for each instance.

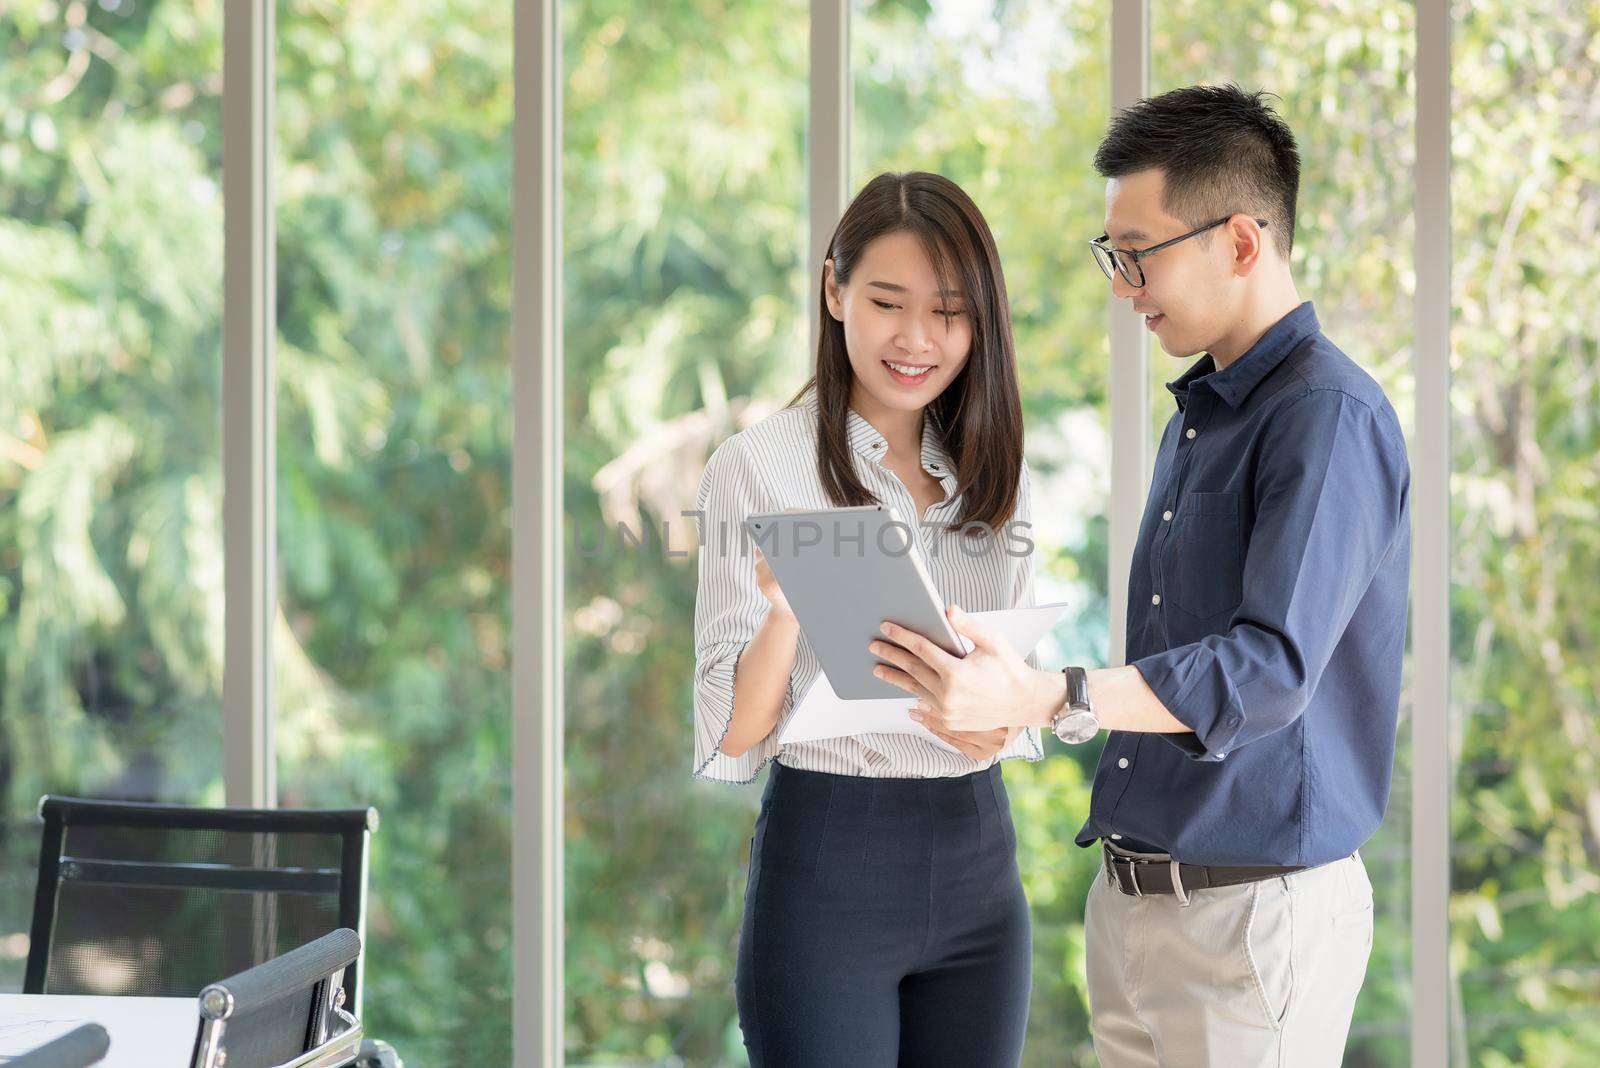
[1094,83,1300,260]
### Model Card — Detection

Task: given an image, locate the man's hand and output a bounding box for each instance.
[868,604,1060,732]
[921,724,1019,762]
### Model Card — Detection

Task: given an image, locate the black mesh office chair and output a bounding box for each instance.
[7,1024,111,1068]
[25,795,376,1012]
[188,927,363,1068]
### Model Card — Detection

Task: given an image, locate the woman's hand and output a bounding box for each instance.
[921,724,1018,762]
[724,549,803,759]
[753,548,796,622]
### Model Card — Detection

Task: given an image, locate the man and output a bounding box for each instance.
[868,84,1411,1067]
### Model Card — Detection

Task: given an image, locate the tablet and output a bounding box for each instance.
[744,505,965,700]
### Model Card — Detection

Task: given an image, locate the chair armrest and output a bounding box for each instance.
[200,929,361,1019]
[9,1022,111,1068]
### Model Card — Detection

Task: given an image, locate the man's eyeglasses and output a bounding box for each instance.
[1090,216,1270,289]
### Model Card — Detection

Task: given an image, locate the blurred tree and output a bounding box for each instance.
[1446,2,1600,1064]
[0,0,228,975]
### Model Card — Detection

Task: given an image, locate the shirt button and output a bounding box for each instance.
[1151,594,1162,606]
[1162,510,1173,521]
[1117,757,1130,769]
[1186,428,1197,440]
[1111,833,1123,841]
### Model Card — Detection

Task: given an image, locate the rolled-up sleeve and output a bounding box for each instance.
[1134,388,1409,761]
[692,438,788,783]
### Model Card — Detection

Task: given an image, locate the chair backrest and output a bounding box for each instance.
[189,927,363,1068]
[26,795,377,1012]
[7,1023,111,1068]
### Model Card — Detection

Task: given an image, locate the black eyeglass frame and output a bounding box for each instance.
[1090,216,1271,288]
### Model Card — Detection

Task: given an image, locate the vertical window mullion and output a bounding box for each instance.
[513,0,565,1063]
[1413,0,1453,1062]
[222,0,277,809]
[1107,0,1151,668]
[809,0,851,362]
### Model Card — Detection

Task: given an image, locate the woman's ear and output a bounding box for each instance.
[823,259,845,322]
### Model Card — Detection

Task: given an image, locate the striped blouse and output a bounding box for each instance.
[692,389,1045,784]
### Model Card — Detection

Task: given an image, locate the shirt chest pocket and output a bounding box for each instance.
[1167,491,1244,620]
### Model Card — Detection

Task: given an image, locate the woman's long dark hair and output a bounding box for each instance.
[789,171,1024,536]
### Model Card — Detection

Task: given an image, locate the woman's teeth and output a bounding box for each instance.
[885,361,934,377]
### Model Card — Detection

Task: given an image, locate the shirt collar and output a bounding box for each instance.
[802,389,955,477]
[1166,300,1320,412]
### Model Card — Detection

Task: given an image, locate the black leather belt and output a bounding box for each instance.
[1102,842,1306,897]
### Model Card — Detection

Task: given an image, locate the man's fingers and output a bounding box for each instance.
[926,724,1010,760]
[949,726,1007,748]
[946,603,993,648]
[913,706,980,734]
[878,622,959,674]
[947,604,1018,658]
[873,665,936,705]
[869,640,941,694]
[926,725,984,759]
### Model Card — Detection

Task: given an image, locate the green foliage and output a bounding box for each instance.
[1,0,229,884]
[1444,2,1600,1063]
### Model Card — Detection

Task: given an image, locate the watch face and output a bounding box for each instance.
[1054,710,1099,745]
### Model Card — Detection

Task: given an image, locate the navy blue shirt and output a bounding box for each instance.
[1075,302,1411,867]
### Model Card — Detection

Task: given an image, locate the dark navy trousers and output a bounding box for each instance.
[735,761,1032,1066]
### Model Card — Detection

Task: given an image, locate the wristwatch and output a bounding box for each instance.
[1051,666,1100,745]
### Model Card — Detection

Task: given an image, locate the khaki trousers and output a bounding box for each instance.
[1085,845,1374,1068]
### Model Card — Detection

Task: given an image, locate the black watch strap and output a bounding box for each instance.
[1063,666,1091,711]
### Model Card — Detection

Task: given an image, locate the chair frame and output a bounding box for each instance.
[26,795,378,1011]
[190,927,365,1068]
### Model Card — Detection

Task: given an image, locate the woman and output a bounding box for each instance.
[692,171,1040,1066]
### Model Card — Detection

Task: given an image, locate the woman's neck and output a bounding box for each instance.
[847,382,924,459]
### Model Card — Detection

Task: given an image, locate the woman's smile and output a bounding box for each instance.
[882,359,938,386]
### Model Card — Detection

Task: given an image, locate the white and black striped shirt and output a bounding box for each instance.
[692,389,1045,784]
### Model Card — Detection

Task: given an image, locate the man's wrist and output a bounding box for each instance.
[1024,668,1069,729]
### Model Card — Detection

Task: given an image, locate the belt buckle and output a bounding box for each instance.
[1105,849,1144,898]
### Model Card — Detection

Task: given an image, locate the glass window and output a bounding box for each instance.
[1451,3,1600,1062]
[1151,4,1418,1062]
[0,1,224,987]
[561,0,809,1060]
[273,1,513,1059]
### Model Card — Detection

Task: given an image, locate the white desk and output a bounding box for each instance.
[0,994,195,1067]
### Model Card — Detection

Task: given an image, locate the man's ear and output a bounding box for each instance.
[823,259,845,322]
[1228,214,1268,277]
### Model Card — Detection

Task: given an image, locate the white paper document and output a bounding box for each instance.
[778,602,1070,750]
